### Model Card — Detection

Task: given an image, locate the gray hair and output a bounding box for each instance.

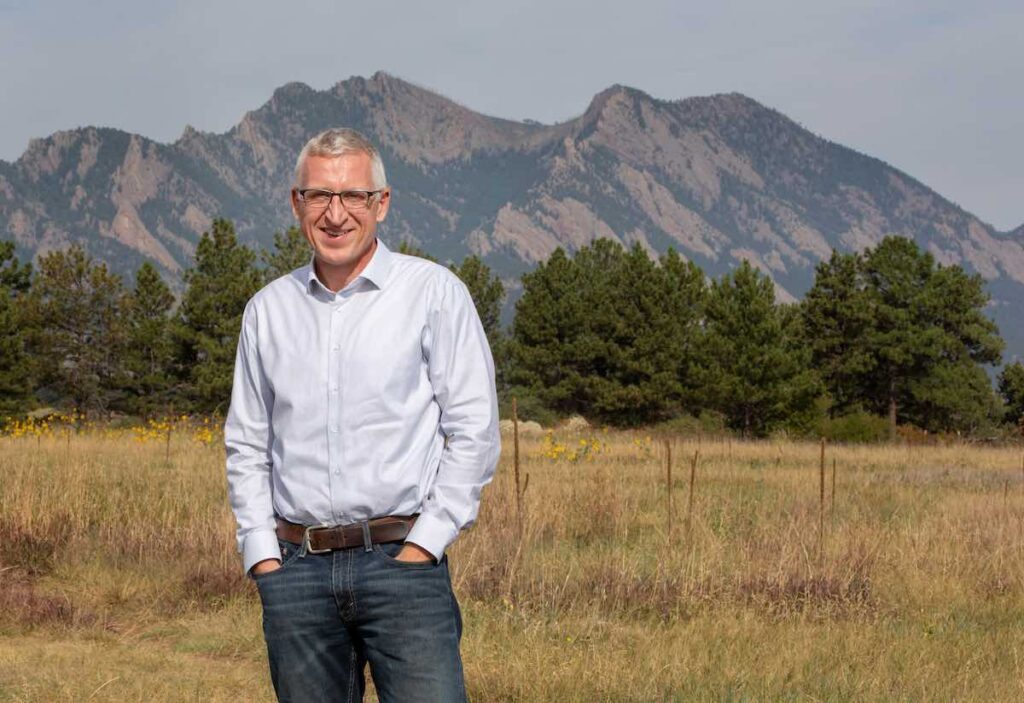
[293,128,387,189]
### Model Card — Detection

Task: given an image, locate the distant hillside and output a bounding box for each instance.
[2,71,1022,360]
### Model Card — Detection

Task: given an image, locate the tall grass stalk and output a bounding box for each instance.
[685,448,699,538]
[665,439,674,546]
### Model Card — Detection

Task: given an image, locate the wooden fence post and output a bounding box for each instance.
[512,397,523,537]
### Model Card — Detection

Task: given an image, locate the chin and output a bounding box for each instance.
[318,252,356,268]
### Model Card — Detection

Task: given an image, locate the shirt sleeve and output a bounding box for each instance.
[405,274,501,561]
[224,299,281,576]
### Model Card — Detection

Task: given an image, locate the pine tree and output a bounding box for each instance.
[397,240,436,261]
[699,261,819,436]
[801,250,874,415]
[861,237,946,434]
[909,361,1001,434]
[509,248,585,416]
[510,240,706,426]
[0,243,34,415]
[449,255,503,346]
[0,241,32,293]
[659,248,708,411]
[579,242,685,424]
[802,236,1003,436]
[26,245,129,417]
[449,254,507,390]
[174,218,263,414]
[261,226,311,282]
[998,362,1024,428]
[121,262,177,417]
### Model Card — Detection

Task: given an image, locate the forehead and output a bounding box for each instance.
[298,152,375,188]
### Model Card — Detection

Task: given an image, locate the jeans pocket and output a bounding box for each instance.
[253,538,303,582]
[372,541,441,570]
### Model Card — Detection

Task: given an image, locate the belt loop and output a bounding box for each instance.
[361,520,373,552]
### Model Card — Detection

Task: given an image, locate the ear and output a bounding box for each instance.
[375,188,391,223]
[290,188,301,220]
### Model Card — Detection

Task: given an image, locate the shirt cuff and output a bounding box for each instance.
[405,512,459,563]
[242,527,282,576]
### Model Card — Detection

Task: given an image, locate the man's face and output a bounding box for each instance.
[291,152,390,290]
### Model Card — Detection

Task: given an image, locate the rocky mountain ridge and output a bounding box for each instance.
[2,72,1022,358]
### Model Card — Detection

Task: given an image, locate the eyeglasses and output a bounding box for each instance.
[296,189,383,211]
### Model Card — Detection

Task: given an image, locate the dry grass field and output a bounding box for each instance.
[2,423,1024,701]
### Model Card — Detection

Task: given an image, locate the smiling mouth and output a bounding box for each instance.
[323,228,355,238]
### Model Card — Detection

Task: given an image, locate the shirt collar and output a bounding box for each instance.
[307,238,392,294]
[357,238,392,290]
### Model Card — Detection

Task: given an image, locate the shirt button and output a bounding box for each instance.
[334,469,340,476]
[332,345,340,351]
[330,427,338,433]
[331,387,339,393]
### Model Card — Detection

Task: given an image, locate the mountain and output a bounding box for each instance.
[2,71,1023,360]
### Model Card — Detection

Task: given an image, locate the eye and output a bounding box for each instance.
[341,191,372,208]
[303,190,333,206]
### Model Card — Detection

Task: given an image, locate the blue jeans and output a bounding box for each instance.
[253,535,468,703]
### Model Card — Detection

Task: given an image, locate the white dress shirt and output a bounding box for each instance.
[224,239,501,575]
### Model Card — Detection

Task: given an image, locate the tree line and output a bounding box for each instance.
[2,222,1023,439]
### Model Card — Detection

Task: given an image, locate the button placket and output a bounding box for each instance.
[327,303,344,524]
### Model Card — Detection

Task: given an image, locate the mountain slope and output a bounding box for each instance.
[2,72,1021,358]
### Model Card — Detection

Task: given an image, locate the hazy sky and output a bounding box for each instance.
[1,0,1020,230]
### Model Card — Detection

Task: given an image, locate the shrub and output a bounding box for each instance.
[818,411,890,443]
[650,410,732,438]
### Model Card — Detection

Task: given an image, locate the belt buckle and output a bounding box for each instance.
[303,524,332,554]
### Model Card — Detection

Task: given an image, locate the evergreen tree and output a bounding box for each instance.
[864,237,949,434]
[923,264,1003,366]
[121,262,177,417]
[0,241,32,293]
[449,255,507,389]
[699,261,819,436]
[510,240,706,425]
[509,247,585,416]
[804,236,1002,436]
[175,218,263,414]
[449,255,503,346]
[397,240,436,261]
[659,248,708,410]
[578,242,686,424]
[998,361,1024,427]
[0,242,34,415]
[801,250,874,415]
[261,226,311,282]
[909,361,1001,434]
[26,245,128,416]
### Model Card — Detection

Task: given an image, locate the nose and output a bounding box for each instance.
[323,194,349,223]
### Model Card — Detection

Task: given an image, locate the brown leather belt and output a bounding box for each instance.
[276,515,417,554]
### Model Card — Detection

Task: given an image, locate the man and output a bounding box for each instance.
[225,127,500,702]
